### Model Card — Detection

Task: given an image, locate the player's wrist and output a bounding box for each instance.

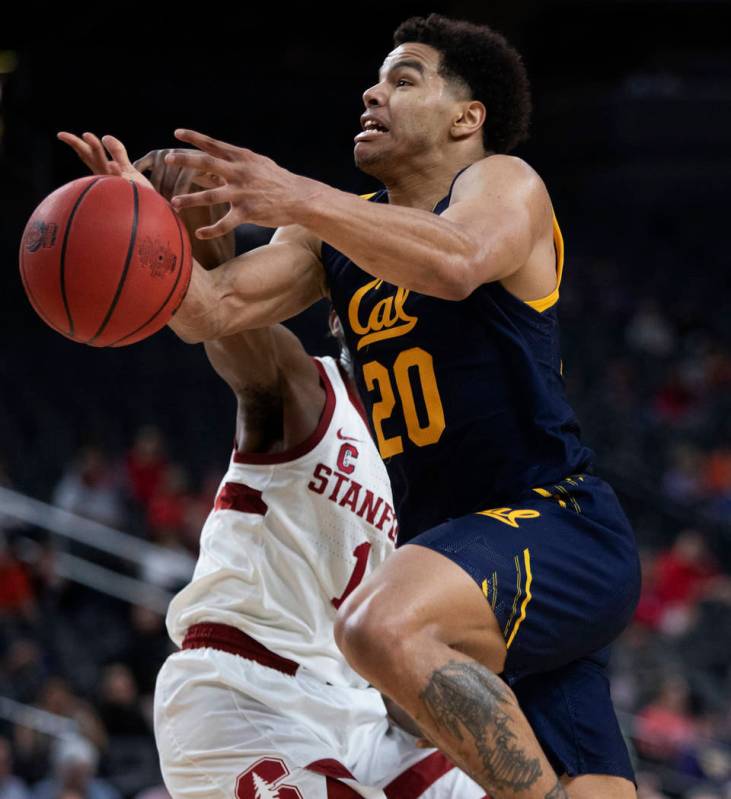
[285,176,335,228]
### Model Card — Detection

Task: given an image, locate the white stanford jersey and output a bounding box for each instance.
[166,355,397,688]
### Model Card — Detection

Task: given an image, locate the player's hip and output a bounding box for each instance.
[154,643,388,761]
[154,647,485,799]
[409,471,641,678]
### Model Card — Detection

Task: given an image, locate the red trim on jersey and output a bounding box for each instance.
[182,623,299,676]
[214,481,268,515]
[336,359,370,428]
[325,778,361,798]
[306,760,355,780]
[383,751,454,798]
[232,357,336,465]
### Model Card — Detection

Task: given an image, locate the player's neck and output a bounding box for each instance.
[382,159,476,211]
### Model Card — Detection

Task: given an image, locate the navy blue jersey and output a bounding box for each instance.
[322,165,595,544]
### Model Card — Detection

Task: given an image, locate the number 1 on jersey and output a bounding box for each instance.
[331,541,372,610]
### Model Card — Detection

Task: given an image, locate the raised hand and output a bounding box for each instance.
[164,128,319,238]
[133,148,224,201]
[133,147,235,270]
[56,131,155,192]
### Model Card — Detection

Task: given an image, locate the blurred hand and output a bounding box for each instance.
[164,128,319,238]
[133,147,224,201]
[56,131,155,192]
[133,148,234,269]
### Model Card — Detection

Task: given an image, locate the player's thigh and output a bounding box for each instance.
[162,751,330,799]
[410,477,641,676]
[154,652,330,799]
[337,539,507,673]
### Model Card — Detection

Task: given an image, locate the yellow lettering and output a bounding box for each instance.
[347,279,419,350]
[477,507,541,528]
[363,360,404,458]
[393,348,445,447]
[368,296,395,332]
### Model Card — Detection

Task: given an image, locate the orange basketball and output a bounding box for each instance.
[19,175,192,347]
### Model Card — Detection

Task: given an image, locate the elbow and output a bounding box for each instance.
[167,315,210,345]
[175,329,205,345]
[439,254,479,301]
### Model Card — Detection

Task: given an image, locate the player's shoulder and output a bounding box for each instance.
[452,154,549,202]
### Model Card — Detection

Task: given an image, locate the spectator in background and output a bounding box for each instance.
[36,679,107,753]
[31,737,120,799]
[636,530,722,636]
[179,467,220,553]
[12,678,108,780]
[702,448,731,499]
[0,536,35,621]
[676,712,731,792]
[124,427,167,511]
[96,664,150,738]
[635,675,697,763]
[635,770,671,799]
[137,533,193,592]
[626,299,675,358]
[662,444,705,505]
[145,465,191,541]
[652,367,700,426]
[52,448,125,530]
[118,606,171,700]
[654,530,720,611]
[0,738,29,799]
[0,639,46,705]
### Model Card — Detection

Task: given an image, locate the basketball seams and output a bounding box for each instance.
[108,202,189,347]
[22,176,192,348]
[87,180,140,345]
[59,176,104,337]
[19,239,64,334]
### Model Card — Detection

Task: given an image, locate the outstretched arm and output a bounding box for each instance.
[132,146,327,343]
[165,129,551,301]
[168,222,327,343]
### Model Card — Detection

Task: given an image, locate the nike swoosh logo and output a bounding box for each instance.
[337,428,361,442]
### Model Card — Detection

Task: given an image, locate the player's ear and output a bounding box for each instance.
[452,100,485,140]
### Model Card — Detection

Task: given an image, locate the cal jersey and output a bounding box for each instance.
[165,355,397,688]
[322,165,596,544]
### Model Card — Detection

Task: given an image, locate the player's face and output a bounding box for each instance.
[354,42,464,175]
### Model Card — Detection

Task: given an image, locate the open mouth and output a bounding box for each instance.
[354,124,390,143]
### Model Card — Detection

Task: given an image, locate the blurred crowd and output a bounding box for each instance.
[0,426,207,799]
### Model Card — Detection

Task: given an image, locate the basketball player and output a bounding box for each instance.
[158,14,642,799]
[57,130,489,799]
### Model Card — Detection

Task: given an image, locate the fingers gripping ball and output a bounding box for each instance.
[19,175,192,347]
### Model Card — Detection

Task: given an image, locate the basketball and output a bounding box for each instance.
[19,174,192,347]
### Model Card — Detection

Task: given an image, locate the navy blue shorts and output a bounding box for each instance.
[410,472,641,782]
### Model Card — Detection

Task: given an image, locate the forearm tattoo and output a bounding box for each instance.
[420,659,543,793]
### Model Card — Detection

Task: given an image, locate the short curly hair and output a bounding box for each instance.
[393,13,532,154]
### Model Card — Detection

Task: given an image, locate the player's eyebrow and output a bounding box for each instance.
[378,59,425,81]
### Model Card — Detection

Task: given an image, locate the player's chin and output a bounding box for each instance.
[354,139,392,169]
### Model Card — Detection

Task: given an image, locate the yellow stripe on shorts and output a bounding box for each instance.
[506,548,533,649]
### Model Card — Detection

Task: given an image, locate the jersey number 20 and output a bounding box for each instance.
[362,347,446,458]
